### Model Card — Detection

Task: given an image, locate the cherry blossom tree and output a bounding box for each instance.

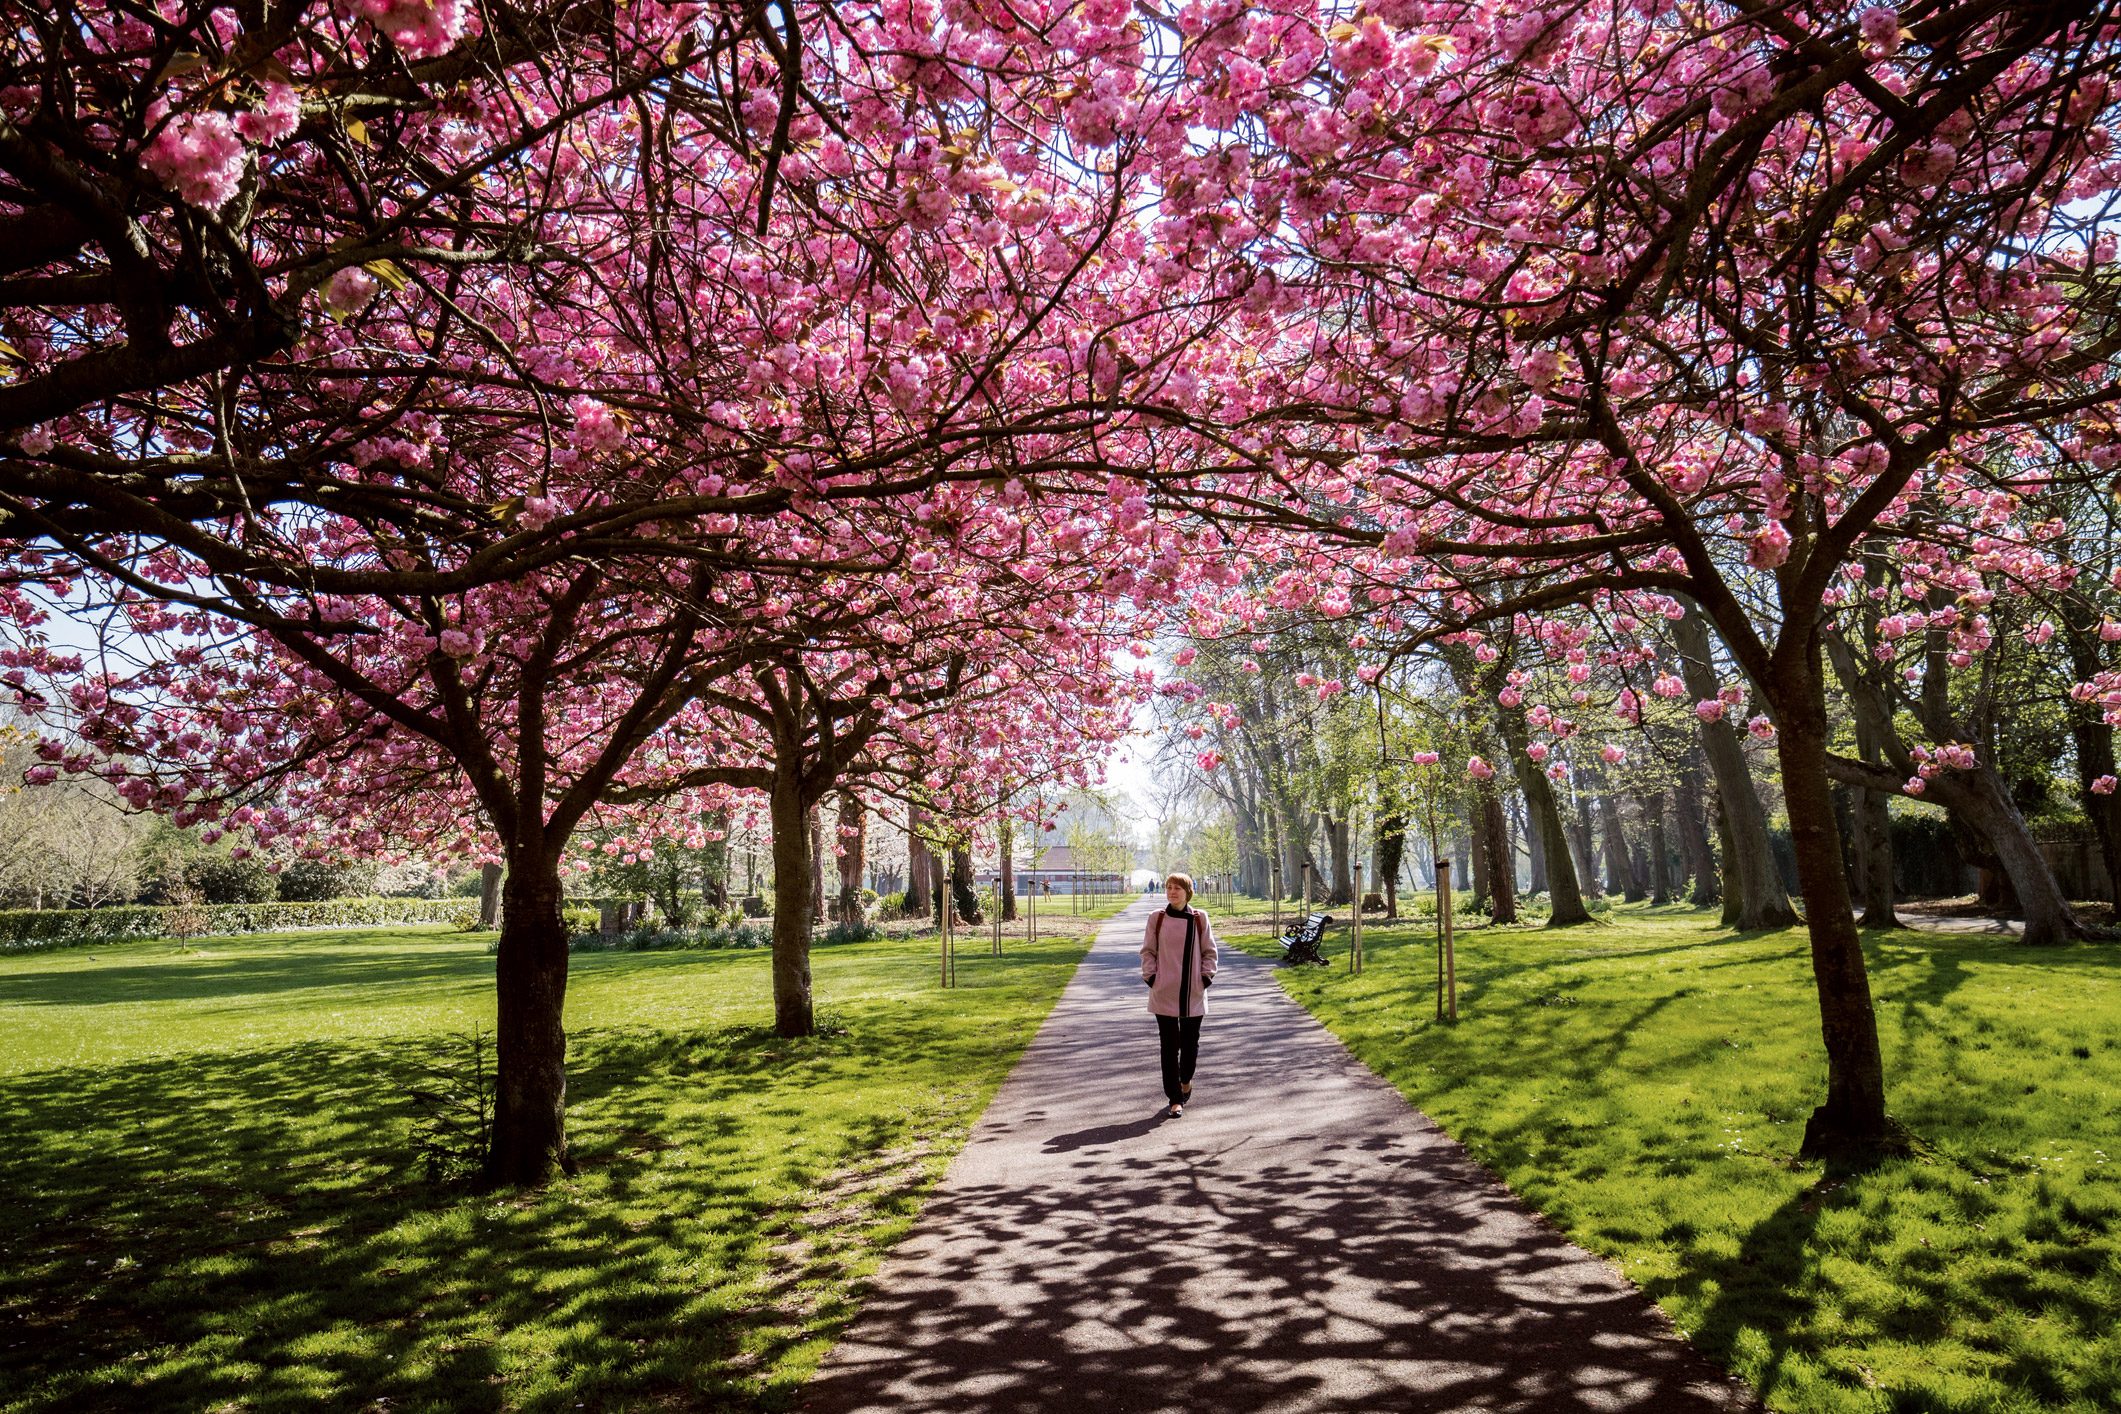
[1137,0,2121,1159]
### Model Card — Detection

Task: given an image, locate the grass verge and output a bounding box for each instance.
[0,904,1118,1412]
[1213,896,2121,1414]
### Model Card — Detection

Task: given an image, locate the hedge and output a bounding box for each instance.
[0,897,479,952]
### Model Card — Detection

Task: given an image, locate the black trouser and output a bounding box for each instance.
[1156,1014,1203,1104]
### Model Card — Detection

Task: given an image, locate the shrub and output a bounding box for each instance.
[820,919,880,946]
[0,897,478,952]
[569,919,770,953]
[276,858,381,902]
[189,854,279,904]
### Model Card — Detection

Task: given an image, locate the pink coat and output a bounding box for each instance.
[1141,907,1218,1017]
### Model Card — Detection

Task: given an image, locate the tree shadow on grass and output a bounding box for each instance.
[0,1015,989,1414]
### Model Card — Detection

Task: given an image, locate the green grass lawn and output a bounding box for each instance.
[1216,897,2121,1414]
[0,900,1128,1412]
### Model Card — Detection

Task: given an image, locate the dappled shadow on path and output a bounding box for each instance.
[804,905,1753,1414]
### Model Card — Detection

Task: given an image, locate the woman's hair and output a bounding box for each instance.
[1163,872,1194,900]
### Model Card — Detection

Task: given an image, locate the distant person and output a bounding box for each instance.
[1140,872,1218,1118]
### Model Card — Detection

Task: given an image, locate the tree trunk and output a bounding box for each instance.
[1379,813,1406,919]
[478,861,503,929]
[1926,766,2085,945]
[1570,793,1602,899]
[1467,800,1492,911]
[1852,720,1899,929]
[769,772,816,1038]
[1678,607,1799,928]
[1715,787,1743,927]
[1483,786,1517,923]
[836,792,867,925]
[950,847,982,924]
[1646,793,1672,905]
[1674,760,1719,906]
[904,806,933,919]
[1526,797,1549,895]
[1497,711,1591,923]
[2067,628,2121,903]
[1599,794,1641,900]
[488,848,571,1186]
[1770,647,1893,1161]
[808,803,827,926]
[1324,810,1354,905]
[999,817,1017,922]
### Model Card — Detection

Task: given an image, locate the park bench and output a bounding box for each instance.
[1277,912,1333,967]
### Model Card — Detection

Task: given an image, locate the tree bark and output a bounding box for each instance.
[1770,647,1893,1161]
[1678,607,1799,928]
[1324,809,1354,905]
[904,806,933,919]
[808,802,827,925]
[950,847,982,924]
[478,861,503,929]
[488,849,570,1185]
[1467,800,1492,911]
[769,770,816,1038]
[999,816,1018,922]
[1674,759,1719,906]
[2066,624,2121,903]
[1599,793,1641,900]
[1483,786,1517,923]
[1852,719,1899,929]
[1379,813,1406,919]
[1569,793,1602,899]
[1646,793,1672,904]
[1496,711,1591,923]
[836,792,867,925]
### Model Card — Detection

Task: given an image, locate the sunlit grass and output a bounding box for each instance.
[1213,897,2121,1413]
[0,902,1125,1412]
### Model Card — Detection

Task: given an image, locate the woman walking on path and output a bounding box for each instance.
[1141,873,1218,1117]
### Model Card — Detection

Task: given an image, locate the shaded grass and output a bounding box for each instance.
[1215,898,2121,1414]
[0,903,1126,1412]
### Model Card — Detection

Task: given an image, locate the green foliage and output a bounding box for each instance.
[1221,898,2121,1414]
[821,919,882,946]
[274,857,381,903]
[568,919,771,953]
[561,906,599,936]
[0,919,1089,1410]
[188,853,280,904]
[0,897,476,952]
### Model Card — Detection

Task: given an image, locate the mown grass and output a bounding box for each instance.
[1217,897,2121,1414]
[0,898,1129,1412]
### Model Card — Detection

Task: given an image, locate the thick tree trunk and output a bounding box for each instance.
[950,847,982,924]
[2067,629,2121,903]
[478,861,503,929]
[1927,766,2084,945]
[1483,787,1517,923]
[1674,760,1719,906]
[1380,813,1406,919]
[1324,810,1354,905]
[1569,794,1602,899]
[769,774,816,1038]
[1771,649,1893,1161]
[1599,794,1641,900]
[1824,635,2083,944]
[488,850,571,1186]
[836,792,867,925]
[904,806,933,919]
[1678,607,1799,928]
[1497,712,1591,923]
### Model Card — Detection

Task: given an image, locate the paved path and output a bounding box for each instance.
[803,899,1754,1413]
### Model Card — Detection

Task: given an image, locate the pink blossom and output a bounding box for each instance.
[1466,755,1495,781]
[142,110,246,211]
[1526,742,1550,763]
[322,267,380,319]
[1904,776,1926,796]
[236,82,301,147]
[1747,714,1775,740]
[1695,700,1726,724]
[1858,6,1903,56]
[1498,687,1523,708]
[24,765,57,786]
[2093,775,2118,796]
[1651,673,1685,698]
[1411,750,1440,766]
[1174,646,1198,667]
[1747,520,1791,569]
[1601,743,1626,765]
[1196,750,1222,772]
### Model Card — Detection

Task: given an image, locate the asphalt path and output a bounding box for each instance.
[802,897,1754,1412]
